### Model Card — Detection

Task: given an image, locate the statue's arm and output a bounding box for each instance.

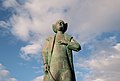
[42,39,49,65]
[67,38,81,52]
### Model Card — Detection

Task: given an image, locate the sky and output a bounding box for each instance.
[0,0,120,81]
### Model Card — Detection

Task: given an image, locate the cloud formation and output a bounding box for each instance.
[32,76,43,81]
[20,42,42,60]
[0,21,10,28]
[1,0,120,60]
[0,64,17,81]
[74,34,120,81]
[1,0,120,81]
[77,37,120,81]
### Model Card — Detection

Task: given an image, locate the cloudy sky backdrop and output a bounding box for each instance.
[0,0,120,81]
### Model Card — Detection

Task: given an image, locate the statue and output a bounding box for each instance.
[42,20,81,81]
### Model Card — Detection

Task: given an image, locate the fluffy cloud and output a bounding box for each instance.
[1,0,120,81]
[75,36,120,81]
[63,0,120,41]
[1,0,120,60]
[20,42,41,60]
[2,0,72,60]
[32,76,43,81]
[84,41,120,81]
[0,64,17,81]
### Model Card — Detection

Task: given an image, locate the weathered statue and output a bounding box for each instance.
[42,20,81,81]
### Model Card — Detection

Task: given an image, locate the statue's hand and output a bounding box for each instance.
[44,64,50,73]
[58,40,68,45]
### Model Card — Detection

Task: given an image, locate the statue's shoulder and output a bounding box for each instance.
[46,35,54,41]
[64,33,73,41]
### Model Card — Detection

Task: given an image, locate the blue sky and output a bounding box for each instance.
[0,0,120,81]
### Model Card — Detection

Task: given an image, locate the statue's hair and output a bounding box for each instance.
[52,20,68,33]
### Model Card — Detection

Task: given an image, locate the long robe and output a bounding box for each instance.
[42,33,81,81]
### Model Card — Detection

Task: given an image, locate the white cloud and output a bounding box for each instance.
[1,0,120,81]
[9,78,17,81]
[93,79,105,81]
[21,43,41,55]
[114,43,120,51]
[4,0,120,41]
[86,78,105,81]
[20,43,41,60]
[3,0,19,8]
[20,37,44,60]
[68,0,120,42]
[0,64,17,81]
[84,42,120,81]
[75,36,120,81]
[1,0,120,60]
[0,21,10,28]
[32,76,43,81]
[0,70,10,77]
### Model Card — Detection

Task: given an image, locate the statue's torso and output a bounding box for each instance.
[44,34,77,81]
[50,34,70,70]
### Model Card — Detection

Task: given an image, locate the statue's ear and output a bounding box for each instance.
[63,23,68,33]
[52,24,57,33]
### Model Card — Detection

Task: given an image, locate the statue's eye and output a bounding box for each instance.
[60,22,63,25]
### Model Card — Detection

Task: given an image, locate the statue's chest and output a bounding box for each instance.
[56,34,65,42]
[54,35,67,55]
[48,35,67,54]
[55,35,66,47]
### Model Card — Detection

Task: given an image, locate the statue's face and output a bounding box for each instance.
[56,20,64,31]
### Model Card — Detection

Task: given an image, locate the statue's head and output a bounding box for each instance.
[52,20,68,33]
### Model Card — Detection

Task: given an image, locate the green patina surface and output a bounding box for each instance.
[42,20,81,81]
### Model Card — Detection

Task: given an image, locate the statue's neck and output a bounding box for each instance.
[56,31,65,40]
[57,31,64,35]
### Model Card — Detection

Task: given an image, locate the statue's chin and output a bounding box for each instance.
[57,26,64,31]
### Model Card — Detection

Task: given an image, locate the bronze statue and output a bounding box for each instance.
[42,20,81,81]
